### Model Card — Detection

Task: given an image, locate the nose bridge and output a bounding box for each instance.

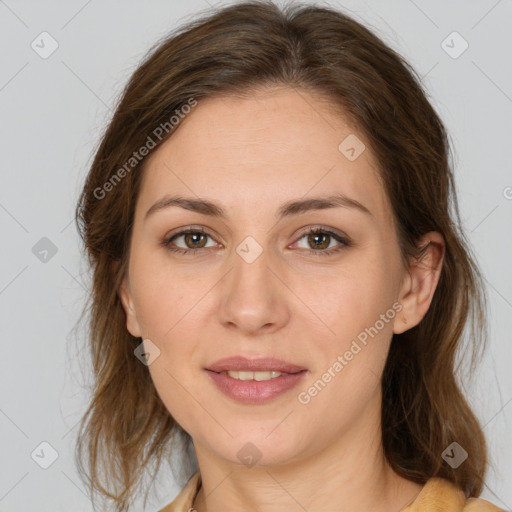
[233,234,271,289]
[218,233,288,333]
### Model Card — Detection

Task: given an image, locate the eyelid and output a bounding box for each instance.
[290,226,351,255]
[163,225,217,242]
[162,225,219,248]
[294,225,350,243]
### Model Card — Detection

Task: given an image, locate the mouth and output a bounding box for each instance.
[205,356,308,404]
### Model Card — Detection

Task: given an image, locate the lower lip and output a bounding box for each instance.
[205,370,307,404]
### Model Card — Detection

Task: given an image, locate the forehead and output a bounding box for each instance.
[138,87,390,224]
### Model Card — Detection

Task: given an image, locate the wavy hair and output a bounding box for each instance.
[75,1,489,510]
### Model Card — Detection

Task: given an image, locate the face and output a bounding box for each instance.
[120,87,411,469]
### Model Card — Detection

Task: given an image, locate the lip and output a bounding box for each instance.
[205,369,307,404]
[205,356,308,405]
[206,356,306,373]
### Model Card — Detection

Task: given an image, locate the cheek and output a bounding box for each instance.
[294,250,400,408]
[147,361,196,433]
[300,252,400,345]
[294,262,398,435]
[129,248,202,340]
[129,260,206,431]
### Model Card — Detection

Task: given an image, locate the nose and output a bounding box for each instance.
[217,242,290,335]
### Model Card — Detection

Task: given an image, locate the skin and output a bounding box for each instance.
[119,86,445,512]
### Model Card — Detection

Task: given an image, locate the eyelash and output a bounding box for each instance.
[161,226,351,257]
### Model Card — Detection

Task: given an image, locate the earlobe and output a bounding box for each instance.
[393,232,445,335]
[119,276,142,338]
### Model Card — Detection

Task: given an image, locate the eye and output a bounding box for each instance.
[293,227,351,256]
[162,226,351,256]
[162,227,218,255]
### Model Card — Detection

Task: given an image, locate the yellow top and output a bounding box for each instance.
[159,472,505,511]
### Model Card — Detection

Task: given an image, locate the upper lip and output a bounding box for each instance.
[206,356,306,373]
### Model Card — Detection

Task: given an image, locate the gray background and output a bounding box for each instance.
[1,0,511,510]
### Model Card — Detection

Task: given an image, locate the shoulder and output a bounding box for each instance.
[403,477,506,512]
[463,496,506,511]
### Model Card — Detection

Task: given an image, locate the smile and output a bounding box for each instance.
[221,370,285,381]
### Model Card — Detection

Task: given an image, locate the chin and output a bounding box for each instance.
[210,432,306,469]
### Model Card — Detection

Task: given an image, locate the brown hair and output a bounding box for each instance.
[75,1,489,510]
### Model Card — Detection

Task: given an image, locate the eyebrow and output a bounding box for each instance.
[145,193,372,221]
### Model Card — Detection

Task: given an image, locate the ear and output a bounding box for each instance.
[393,231,445,335]
[119,274,143,338]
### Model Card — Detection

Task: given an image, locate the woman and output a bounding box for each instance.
[74,1,505,511]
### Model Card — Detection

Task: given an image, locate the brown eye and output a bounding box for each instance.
[182,232,208,249]
[294,227,351,256]
[307,232,331,250]
[163,228,217,254]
